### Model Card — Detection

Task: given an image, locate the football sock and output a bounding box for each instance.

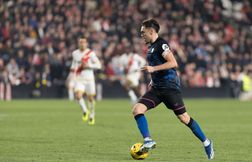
[78,98,88,114]
[128,90,137,104]
[88,100,95,119]
[68,88,74,101]
[96,83,102,101]
[0,83,4,100]
[186,118,207,142]
[144,137,152,142]
[134,114,150,138]
[203,138,210,147]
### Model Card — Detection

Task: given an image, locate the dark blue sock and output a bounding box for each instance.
[187,118,207,142]
[134,114,150,138]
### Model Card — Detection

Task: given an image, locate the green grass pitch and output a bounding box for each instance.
[0,99,252,162]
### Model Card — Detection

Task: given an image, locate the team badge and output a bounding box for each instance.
[162,44,170,51]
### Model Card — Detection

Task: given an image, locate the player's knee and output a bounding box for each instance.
[177,113,190,124]
[75,96,81,100]
[132,103,147,116]
[87,95,94,102]
[75,92,82,100]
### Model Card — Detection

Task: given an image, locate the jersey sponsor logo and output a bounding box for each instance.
[162,44,169,51]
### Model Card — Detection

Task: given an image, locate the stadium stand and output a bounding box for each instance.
[0,0,251,99]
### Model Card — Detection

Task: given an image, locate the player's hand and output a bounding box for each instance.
[141,66,155,73]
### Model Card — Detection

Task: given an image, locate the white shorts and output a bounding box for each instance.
[74,80,96,96]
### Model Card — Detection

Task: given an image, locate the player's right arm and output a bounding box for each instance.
[69,51,78,77]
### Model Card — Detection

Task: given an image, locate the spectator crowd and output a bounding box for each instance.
[0,0,252,99]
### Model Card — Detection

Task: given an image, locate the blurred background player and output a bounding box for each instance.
[0,58,12,101]
[119,52,146,104]
[239,68,252,101]
[68,37,101,125]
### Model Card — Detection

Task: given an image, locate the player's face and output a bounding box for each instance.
[79,38,88,50]
[140,26,152,44]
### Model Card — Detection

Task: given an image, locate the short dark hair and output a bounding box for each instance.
[141,19,160,33]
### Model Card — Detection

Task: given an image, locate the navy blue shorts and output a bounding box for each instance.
[138,87,186,115]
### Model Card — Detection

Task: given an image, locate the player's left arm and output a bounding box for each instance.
[153,50,178,71]
[68,52,78,77]
[142,46,178,73]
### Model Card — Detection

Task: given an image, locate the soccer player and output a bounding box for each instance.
[120,52,146,104]
[132,19,214,159]
[0,62,12,101]
[69,37,101,125]
[239,69,252,101]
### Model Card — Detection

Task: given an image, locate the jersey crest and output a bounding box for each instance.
[162,44,169,51]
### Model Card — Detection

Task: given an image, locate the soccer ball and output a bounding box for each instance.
[130,143,148,160]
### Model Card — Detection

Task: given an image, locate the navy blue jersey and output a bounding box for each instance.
[146,37,181,90]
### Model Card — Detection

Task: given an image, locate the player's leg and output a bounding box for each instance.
[120,75,137,104]
[0,82,4,100]
[132,103,149,138]
[177,112,214,159]
[131,75,142,100]
[132,88,161,152]
[5,83,12,101]
[68,80,75,101]
[128,88,138,104]
[74,82,89,121]
[86,81,96,125]
[162,89,214,159]
[96,82,103,101]
[87,95,95,125]
[125,79,138,105]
